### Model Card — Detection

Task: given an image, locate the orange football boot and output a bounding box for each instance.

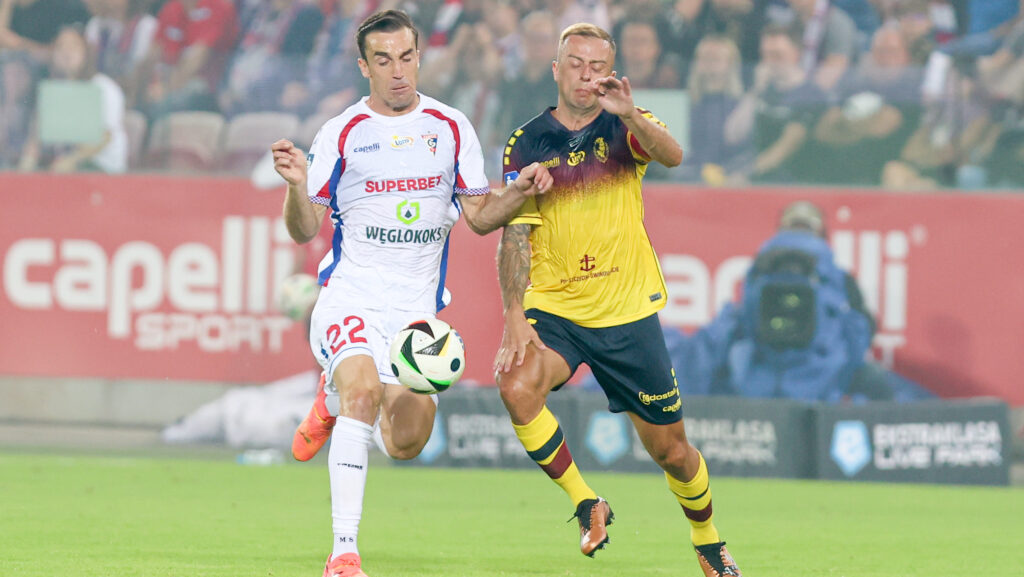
[695,541,742,577]
[323,553,367,577]
[573,497,614,557]
[292,372,336,461]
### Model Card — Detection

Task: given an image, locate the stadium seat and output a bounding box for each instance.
[294,112,334,149]
[124,109,147,170]
[145,111,226,172]
[221,112,300,173]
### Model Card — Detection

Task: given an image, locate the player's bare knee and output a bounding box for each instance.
[497,373,543,418]
[338,382,383,419]
[648,438,690,471]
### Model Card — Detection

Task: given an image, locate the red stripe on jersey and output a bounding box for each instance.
[316,113,371,200]
[423,108,460,164]
[629,132,651,161]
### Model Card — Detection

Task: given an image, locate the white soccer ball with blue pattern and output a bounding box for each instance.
[389,319,465,394]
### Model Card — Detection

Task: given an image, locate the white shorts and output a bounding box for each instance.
[309,286,436,386]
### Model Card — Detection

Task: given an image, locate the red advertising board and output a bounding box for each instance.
[0,173,313,383]
[2,175,1023,405]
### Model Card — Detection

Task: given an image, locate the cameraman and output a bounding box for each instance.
[676,200,885,402]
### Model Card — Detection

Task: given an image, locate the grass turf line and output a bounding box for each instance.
[0,452,1021,576]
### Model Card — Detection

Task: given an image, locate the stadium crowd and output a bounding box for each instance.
[2,0,1024,189]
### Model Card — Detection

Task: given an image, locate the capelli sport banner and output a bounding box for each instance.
[2,174,1023,406]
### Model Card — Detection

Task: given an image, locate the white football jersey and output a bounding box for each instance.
[306,94,489,313]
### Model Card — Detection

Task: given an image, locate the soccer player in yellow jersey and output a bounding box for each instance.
[494,23,742,577]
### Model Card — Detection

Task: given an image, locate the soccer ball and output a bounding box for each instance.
[389,319,466,394]
[277,273,319,321]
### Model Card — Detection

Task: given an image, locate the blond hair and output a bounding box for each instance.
[687,35,743,103]
[558,22,616,58]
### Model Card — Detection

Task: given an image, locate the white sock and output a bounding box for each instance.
[328,416,373,557]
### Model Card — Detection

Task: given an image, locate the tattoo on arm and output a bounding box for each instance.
[497,223,532,311]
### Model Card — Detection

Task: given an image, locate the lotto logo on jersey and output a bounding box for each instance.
[391,135,414,149]
[503,171,519,186]
[365,175,443,194]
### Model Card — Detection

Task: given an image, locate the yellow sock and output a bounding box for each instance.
[666,452,721,546]
[512,406,597,505]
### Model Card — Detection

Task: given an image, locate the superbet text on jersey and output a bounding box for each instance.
[305,94,489,314]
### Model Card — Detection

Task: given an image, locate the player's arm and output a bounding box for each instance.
[459,162,552,235]
[272,138,327,244]
[494,222,546,372]
[752,121,806,177]
[592,74,683,167]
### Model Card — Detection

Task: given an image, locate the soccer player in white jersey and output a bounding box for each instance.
[270,9,552,577]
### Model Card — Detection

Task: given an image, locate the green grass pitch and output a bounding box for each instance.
[1,451,1021,576]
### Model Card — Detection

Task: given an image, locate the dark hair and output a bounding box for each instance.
[761,22,802,47]
[356,9,419,60]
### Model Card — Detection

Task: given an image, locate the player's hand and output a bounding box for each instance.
[591,73,635,118]
[271,139,307,187]
[494,310,547,374]
[512,162,553,196]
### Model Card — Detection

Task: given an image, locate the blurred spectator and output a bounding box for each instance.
[302,0,370,119]
[494,10,558,141]
[882,68,995,190]
[893,0,942,65]
[665,0,769,85]
[219,0,322,116]
[832,0,880,44]
[976,17,1024,103]
[419,22,502,168]
[724,24,828,183]
[679,34,753,182]
[813,24,923,185]
[670,200,930,403]
[784,0,861,92]
[549,0,611,34]
[135,0,238,119]
[939,0,1021,59]
[482,0,520,75]
[0,0,90,167]
[19,26,127,173]
[84,0,158,100]
[920,1,1022,103]
[0,0,90,61]
[616,17,682,88]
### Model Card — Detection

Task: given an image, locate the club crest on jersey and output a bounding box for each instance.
[391,135,415,149]
[422,133,438,155]
[306,153,314,169]
[503,171,519,186]
[593,137,608,163]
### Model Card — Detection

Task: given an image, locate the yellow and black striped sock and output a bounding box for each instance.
[666,451,721,546]
[512,406,597,506]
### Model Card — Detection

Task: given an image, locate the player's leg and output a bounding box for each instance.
[497,310,608,556]
[591,313,740,576]
[629,417,740,576]
[323,354,383,577]
[299,303,388,577]
[375,383,437,460]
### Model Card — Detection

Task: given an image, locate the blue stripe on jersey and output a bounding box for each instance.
[317,158,345,286]
[435,233,451,313]
[452,159,462,215]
